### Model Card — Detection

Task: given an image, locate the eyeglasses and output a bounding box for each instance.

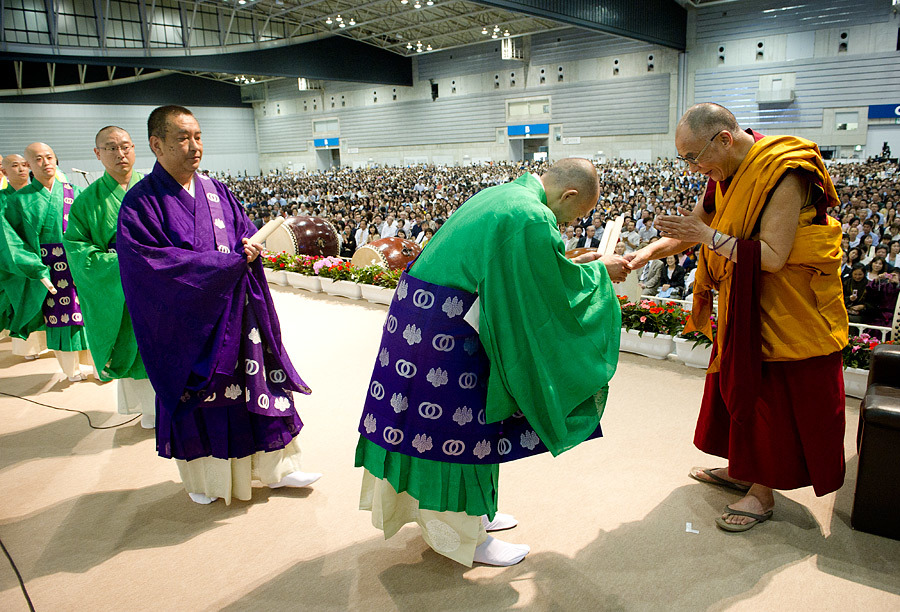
[99,144,135,153]
[676,131,721,166]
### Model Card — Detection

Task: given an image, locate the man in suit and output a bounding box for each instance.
[576,225,601,249]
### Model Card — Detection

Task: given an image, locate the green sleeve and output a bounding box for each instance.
[478,221,621,456]
[63,193,122,301]
[3,194,50,281]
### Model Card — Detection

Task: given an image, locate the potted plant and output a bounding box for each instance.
[842,333,893,399]
[315,257,361,299]
[262,251,291,286]
[674,314,716,369]
[618,296,687,359]
[356,266,401,304]
[286,255,323,292]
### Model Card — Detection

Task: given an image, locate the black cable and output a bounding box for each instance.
[0,536,35,612]
[0,391,141,430]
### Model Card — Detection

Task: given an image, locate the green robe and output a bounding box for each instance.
[0,184,18,331]
[63,171,147,380]
[356,173,621,517]
[2,178,87,350]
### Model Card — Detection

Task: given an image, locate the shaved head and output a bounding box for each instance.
[24,142,54,160]
[541,158,600,224]
[1,153,30,190]
[677,103,740,138]
[24,142,57,186]
[95,125,130,147]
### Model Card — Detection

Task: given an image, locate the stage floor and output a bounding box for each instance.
[1,285,898,611]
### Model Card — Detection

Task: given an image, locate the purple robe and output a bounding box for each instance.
[117,162,310,461]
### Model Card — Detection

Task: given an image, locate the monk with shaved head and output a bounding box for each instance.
[62,126,156,426]
[629,103,848,532]
[354,158,629,567]
[1,143,91,379]
[0,153,33,345]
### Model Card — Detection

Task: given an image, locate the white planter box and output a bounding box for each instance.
[619,328,675,360]
[360,284,395,305]
[843,366,869,399]
[321,278,362,300]
[674,336,713,369]
[264,268,287,286]
[285,271,322,293]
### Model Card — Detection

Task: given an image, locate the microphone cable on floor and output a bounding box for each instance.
[0,390,141,430]
[0,536,36,612]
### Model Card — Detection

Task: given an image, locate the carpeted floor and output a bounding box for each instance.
[1,286,898,611]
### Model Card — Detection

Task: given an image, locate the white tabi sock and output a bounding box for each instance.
[473,536,530,567]
[481,512,518,532]
[140,414,156,429]
[188,493,219,504]
[267,471,322,489]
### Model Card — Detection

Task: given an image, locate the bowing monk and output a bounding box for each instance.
[118,105,320,504]
[1,144,91,379]
[628,103,848,532]
[63,127,155,427]
[355,158,629,566]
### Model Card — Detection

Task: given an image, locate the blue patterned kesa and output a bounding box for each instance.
[40,242,84,328]
[358,272,602,464]
[179,296,308,419]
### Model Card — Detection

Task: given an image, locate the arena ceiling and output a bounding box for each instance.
[0,0,686,92]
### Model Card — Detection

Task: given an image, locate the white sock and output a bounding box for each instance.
[268,471,322,489]
[140,414,156,429]
[188,492,218,504]
[473,536,530,566]
[481,512,518,532]
[67,371,85,382]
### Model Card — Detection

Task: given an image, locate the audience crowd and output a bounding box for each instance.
[217,157,900,331]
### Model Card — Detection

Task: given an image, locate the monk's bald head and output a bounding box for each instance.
[541,158,600,223]
[24,142,55,162]
[677,103,740,140]
[95,126,130,147]
[1,153,30,190]
[24,142,57,184]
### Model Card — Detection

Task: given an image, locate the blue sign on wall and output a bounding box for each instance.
[314,138,340,147]
[868,104,900,119]
[507,124,550,136]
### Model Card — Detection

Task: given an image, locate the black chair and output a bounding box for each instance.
[851,343,900,540]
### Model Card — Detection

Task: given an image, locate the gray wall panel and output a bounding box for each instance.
[255,73,670,152]
[416,27,659,81]
[695,0,890,45]
[529,28,657,65]
[693,52,900,130]
[0,103,259,177]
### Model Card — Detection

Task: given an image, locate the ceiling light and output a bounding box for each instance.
[401,0,408,4]
[339,22,345,27]
[426,0,433,4]
[349,18,355,25]
[493,25,500,32]
[237,0,245,4]
[336,14,342,21]
[407,42,412,49]
[426,44,432,50]
[482,27,488,35]
[414,1,421,8]
[491,33,498,39]
[250,78,255,83]
[416,47,423,52]
[504,30,510,36]
[325,17,332,24]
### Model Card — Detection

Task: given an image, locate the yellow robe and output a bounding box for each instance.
[687,135,848,370]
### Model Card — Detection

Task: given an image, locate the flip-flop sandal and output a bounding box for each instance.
[688,467,751,493]
[715,505,773,532]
